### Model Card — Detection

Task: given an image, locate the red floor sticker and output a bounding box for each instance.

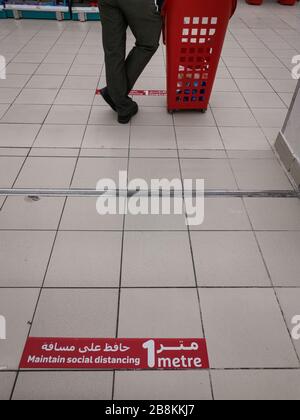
[130,90,167,96]
[95,89,167,96]
[20,338,209,370]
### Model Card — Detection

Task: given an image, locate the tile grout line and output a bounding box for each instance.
[171,109,215,400]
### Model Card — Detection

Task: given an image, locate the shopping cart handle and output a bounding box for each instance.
[161,0,237,45]
[162,0,237,18]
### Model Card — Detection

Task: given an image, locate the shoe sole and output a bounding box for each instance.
[118,107,138,124]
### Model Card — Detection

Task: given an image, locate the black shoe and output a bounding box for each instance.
[118,103,139,124]
[100,87,117,112]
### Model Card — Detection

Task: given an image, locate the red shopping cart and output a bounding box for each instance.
[162,0,237,113]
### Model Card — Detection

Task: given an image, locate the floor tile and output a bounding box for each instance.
[231,158,292,190]
[118,288,202,338]
[223,57,254,68]
[228,67,263,79]
[114,371,212,400]
[44,54,76,65]
[251,108,287,128]
[257,232,300,287]
[0,124,40,148]
[200,288,298,368]
[243,92,286,109]
[45,105,91,125]
[173,109,216,127]
[0,197,65,230]
[15,89,58,105]
[73,55,103,66]
[0,231,55,287]
[126,95,166,108]
[176,126,224,150]
[6,63,39,75]
[26,75,65,90]
[0,88,21,104]
[210,92,248,108]
[268,79,297,94]
[72,157,128,188]
[13,372,113,401]
[131,107,173,127]
[35,63,71,76]
[62,76,99,90]
[33,124,85,148]
[181,159,237,190]
[278,92,293,108]
[0,373,16,400]
[192,232,270,287]
[219,127,270,150]
[0,75,31,89]
[128,158,180,184]
[235,79,274,93]
[1,104,51,124]
[244,198,300,231]
[82,125,130,149]
[88,106,119,126]
[213,79,239,92]
[54,89,95,106]
[68,64,101,77]
[125,212,188,231]
[45,231,122,288]
[15,157,76,189]
[0,105,9,119]
[276,288,300,359]
[262,127,282,146]
[60,197,124,231]
[191,197,251,231]
[122,232,195,287]
[0,157,24,188]
[133,77,166,91]
[260,67,291,80]
[130,126,176,150]
[0,289,39,370]
[179,150,226,159]
[212,108,258,127]
[212,370,300,401]
[30,289,118,337]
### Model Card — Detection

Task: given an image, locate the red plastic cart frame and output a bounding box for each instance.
[162,0,237,113]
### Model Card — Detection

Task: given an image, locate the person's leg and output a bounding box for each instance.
[99,0,136,115]
[119,0,162,92]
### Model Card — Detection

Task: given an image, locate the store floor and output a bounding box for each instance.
[1,0,300,400]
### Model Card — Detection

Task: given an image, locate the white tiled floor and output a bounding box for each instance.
[0,0,300,400]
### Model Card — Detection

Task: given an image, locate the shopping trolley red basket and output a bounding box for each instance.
[162,0,237,113]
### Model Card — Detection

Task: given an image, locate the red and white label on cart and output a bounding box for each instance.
[20,338,209,370]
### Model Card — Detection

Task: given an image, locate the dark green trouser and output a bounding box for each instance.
[99,0,162,115]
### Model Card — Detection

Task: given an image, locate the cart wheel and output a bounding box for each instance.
[168,109,175,114]
[200,109,207,114]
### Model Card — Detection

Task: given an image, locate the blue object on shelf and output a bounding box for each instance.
[4,0,71,20]
[0,0,7,18]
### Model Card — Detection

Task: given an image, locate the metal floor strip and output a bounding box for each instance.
[0,188,299,199]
